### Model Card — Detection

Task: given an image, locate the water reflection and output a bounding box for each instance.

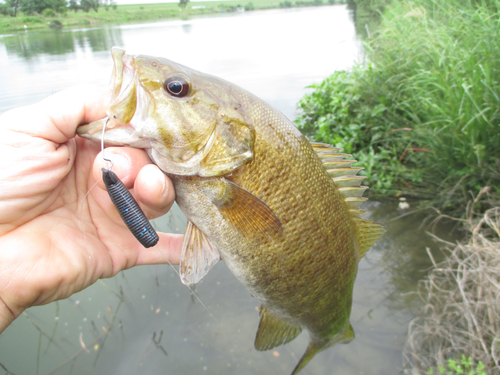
[182,23,192,33]
[0,6,444,375]
[2,27,124,59]
[363,200,460,313]
[0,199,454,375]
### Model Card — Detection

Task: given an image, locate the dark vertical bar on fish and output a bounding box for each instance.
[101,168,159,248]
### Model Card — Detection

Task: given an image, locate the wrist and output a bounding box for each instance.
[0,295,18,334]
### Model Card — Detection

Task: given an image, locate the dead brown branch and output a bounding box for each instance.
[403,206,500,374]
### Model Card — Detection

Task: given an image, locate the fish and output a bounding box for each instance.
[77,47,384,374]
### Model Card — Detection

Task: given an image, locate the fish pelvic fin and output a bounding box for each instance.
[291,322,355,375]
[353,217,385,259]
[179,221,220,286]
[254,306,302,351]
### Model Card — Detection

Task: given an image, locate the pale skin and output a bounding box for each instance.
[0,84,182,334]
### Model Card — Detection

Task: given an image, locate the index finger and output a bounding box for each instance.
[0,84,111,144]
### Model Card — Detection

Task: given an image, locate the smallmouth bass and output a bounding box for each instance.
[77,47,384,374]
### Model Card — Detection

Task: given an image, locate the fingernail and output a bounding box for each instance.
[107,153,128,179]
[156,167,168,198]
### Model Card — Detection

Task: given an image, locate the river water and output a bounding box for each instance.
[0,6,445,375]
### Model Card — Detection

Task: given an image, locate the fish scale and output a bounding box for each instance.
[77,47,384,375]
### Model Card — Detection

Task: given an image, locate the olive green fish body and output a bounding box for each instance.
[172,94,358,336]
[77,47,384,374]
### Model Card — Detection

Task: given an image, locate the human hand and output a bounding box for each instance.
[0,84,182,334]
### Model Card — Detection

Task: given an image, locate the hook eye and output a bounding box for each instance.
[101,117,114,171]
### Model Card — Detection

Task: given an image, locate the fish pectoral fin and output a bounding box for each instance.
[254,306,302,351]
[213,178,283,238]
[353,217,385,259]
[179,221,220,287]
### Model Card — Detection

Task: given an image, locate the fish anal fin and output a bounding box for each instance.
[214,178,283,238]
[180,221,220,287]
[254,306,302,351]
[353,217,385,259]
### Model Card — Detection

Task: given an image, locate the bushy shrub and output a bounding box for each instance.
[297,0,500,212]
[42,8,56,17]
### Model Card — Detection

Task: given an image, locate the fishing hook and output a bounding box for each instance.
[101,117,159,248]
[101,117,113,171]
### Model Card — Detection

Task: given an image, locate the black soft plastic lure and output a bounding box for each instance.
[100,117,159,248]
[102,168,159,248]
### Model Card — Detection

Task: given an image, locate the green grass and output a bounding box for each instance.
[0,0,338,33]
[296,0,500,214]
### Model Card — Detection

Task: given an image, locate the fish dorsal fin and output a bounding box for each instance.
[179,221,220,286]
[209,178,283,239]
[310,142,368,217]
[254,306,302,351]
[353,217,385,259]
[311,141,385,258]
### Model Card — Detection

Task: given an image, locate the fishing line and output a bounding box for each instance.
[100,119,264,374]
[155,245,266,375]
[100,117,159,248]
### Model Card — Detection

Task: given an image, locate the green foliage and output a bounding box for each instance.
[21,0,67,14]
[3,0,23,16]
[179,0,190,9]
[42,8,55,17]
[296,0,500,213]
[21,15,43,22]
[296,68,416,194]
[0,0,341,33]
[48,18,62,27]
[80,0,100,12]
[0,3,11,16]
[68,0,79,12]
[102,0,117,11]
[427,355,486,375]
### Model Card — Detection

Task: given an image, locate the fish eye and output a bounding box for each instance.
[164,77,190,97]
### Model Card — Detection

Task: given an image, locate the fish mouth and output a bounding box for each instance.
[108,47,141,125]
[77,47,150,148]
[77,47,225,176]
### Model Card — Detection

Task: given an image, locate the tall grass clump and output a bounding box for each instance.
[296,0,500,214]
[402,195,500,374]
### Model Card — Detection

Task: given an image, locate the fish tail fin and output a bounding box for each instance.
[291,340,323,375]
[291,322,355,375]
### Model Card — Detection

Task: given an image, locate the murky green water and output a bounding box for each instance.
[0,6,450,375]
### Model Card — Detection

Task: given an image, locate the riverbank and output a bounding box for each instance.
[294,0,500,373]
[0,0,337,34]
[403,196,500,374]
[296,0,500,216]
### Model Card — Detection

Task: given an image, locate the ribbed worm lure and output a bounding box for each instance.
[100,118,159,248]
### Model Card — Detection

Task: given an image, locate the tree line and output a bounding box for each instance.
[0,0,117,16]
